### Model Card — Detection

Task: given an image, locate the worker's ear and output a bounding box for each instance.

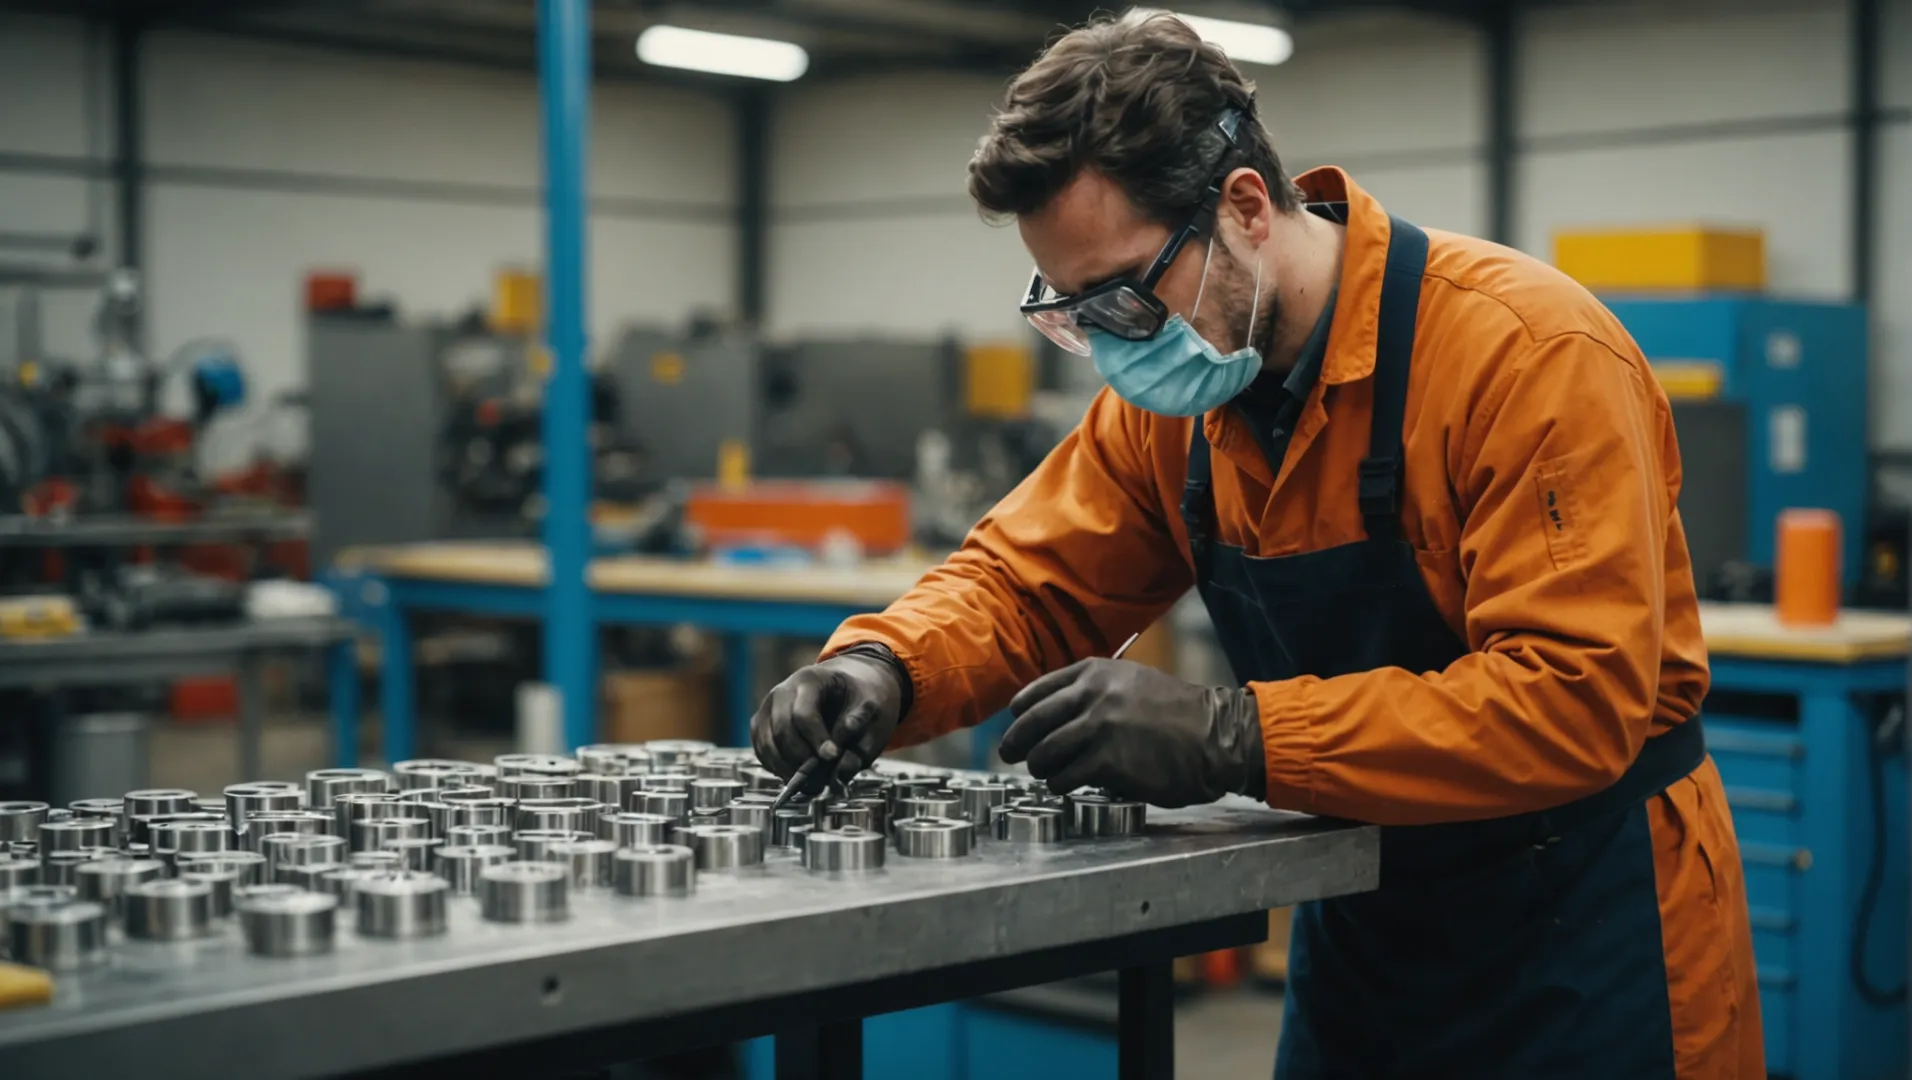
[1216,166,1274,248]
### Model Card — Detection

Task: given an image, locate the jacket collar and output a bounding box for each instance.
[1293,166,1392,387]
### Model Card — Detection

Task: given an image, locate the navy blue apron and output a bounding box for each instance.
[1180,217,1706,1079]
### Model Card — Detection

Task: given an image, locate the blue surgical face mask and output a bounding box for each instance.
[1089,237,1264,417]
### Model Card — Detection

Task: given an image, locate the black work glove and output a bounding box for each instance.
[750,645,910,782]
[999,658,1266,808]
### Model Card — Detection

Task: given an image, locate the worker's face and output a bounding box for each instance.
[1020,167,1277,357]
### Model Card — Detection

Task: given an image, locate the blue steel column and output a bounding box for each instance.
[538,0,596,750]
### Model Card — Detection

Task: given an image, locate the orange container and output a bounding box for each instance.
[305,271,357,312]
[685,480,912,555]
[1775,509,1841,627]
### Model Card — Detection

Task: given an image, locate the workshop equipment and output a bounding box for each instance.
[238,890,337,957]
[1603,296,1867,595]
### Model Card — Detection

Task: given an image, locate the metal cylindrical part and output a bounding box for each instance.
[434,843,515,894]
[176,850,267,885]
[613,845,694,897]
[479,861,568,923]
[392,759,486,790]
[771,808,812,849]
[37,817,118,857]
[803,827,886,873]
[149,819,229,862]
[317,866,381,904]
[349,816,429,854]
[190,798,226,817]
[234,883,301,905]
[446,824,512,849]
[673,824,764,870]
[1067,792,1146,838]
[9,900,106,970]
[123,789,196,821]
[843,797,890,837]
[178,866,241,918]
[895,793,962,830]
[959,782,1013,824]
[601,812,674,848]
[514,829,592,863]
[637,790,690,823]
[889,776,945,802]
[68,797,124,820]
[740,766,783,794]
[41,850,115,886]
[348,850,403,871]
[426,783,494,803]
[304,768,392,810]
[689,778,745,810]
[688,806,730,827]
[75,857,164,919]
[238,889,337,956]
[576,743,652,776]
[493,753,581,777]
[278,862,338,892]
[846,775,895,803]
[124,878,214,940]
[514,797,603,834]
[551,839,617,888]
[726,801,773,837]
[642,739,713,768]
[239,810,333,851]
[823,805,873,833]
[637,771,694,794]
[224,781,302,830]
[445,798,516,830]
[333,792,402,836]
[355,871,449,938]
[495,775,576,801]
[1000,807,1066,844]
[0,855,38,889]
[383,837,443,872]
[691,757,741,781]
[127,810,224,848]
[406,800,455,839]
[266,834,347,878]
[0,801,49,842]
[1,884,76,948]
[894,817,975,858]
[575,773,644,811]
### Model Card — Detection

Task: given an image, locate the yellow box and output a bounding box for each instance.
[964,342,1034,419]
[490,267,541,334]
[1553,226,1765,292]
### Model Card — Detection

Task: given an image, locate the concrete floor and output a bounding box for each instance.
[150,714,1284,1079]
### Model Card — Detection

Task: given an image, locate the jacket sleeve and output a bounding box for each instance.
[822,390,1193,747]
[1255,333,1682,825]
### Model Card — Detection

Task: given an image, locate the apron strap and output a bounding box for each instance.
[1358,216,1431,542]
[1180,420,1216,581]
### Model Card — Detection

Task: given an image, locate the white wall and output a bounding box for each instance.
[0,14,738,469]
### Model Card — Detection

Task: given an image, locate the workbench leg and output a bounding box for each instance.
[774,1018,862,1080]
[379,601,415,767]
[725,632,755,749]
[238,653,265,782]
[327,638,360,768]
[1118,961,1175,1080]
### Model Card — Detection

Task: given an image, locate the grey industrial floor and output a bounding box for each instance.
[149,713,1284,1080]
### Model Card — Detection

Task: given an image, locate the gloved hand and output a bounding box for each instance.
[751,646,910,782]
[999,658,1266,808]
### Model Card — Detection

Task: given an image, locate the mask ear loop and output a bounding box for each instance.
[1243,245,1264,354]
[1190,234,1218,321]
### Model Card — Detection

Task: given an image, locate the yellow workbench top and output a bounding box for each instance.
[347,545,1911,664]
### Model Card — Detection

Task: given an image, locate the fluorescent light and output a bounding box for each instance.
[1139,9,1294,66]
[637,25,809,82]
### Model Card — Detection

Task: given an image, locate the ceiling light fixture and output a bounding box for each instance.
[636,25,809,82]
[1137,9,1294,67]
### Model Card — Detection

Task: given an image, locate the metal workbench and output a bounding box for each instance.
[0,806,1377,1080]
[0,616,360,781]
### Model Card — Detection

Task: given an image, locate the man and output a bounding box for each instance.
[752,12,1761,1079]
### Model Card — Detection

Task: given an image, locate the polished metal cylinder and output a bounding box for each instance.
[514,829,592,863]
[75,857,164,919]
[771,808,812,849]
[9,899,106,970]
[445,824,512,849]
[673,823,764,870]
[238,810,334,851]
[41,850,115,886]
[348,850,403,871]
[68,797,124,821]
[177,866,241,918]
[636,770,694,794]
[149,819,229,862]
[642,739,713,768]
[689,778,745,810]
[495,774,575,801]
[38,817,118,856]
[959,782,1014,824]
[224,781,302,830]
[637,790,690,823]
[514,797,603,834]
[350,816,429,854]
[726,801,773,837]
[823,805,873,833]
[895,793,963,830]
[317,866,381,904]
[843,797,890,837]
[428,783,494,803]
[238,889,337,956]
[479,861,568,923]
[7,841,33,860]
[433,843,514,894]
[445,798,516,830]
[278,862,338,892]
[304,768,393,809]
[740,765,783,793]
[1,883,76,948]
[234,883,301,905]
[127,810,224,847]
[333,792,402,836]
[1067,792,1146,838]
[267,834,347,878]
[803,827,886,873]
[124,878,214,940]
[0,801,49,842]
[123,789,196,821]
[176,850,267,886]
[601,812,674,848]
[846,775,895,804]
[393,759,486,790]
[612,845,694,897]
[0,854,38,888]
[551,839,617,888]
[888,776,945,803]
[493,753,581,778]
[894,817,975,858]
[691,757,741,781]
[999,807,1066,844]
[383,837,443,872]
[406,800,455,839]
[577,743,653,775]
[190,798,226,817]
[688,806,730,827]
[575,773,644,811]
[355,871,449,938]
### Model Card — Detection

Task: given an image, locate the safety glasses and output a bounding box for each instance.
[1019,110,1246,356]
